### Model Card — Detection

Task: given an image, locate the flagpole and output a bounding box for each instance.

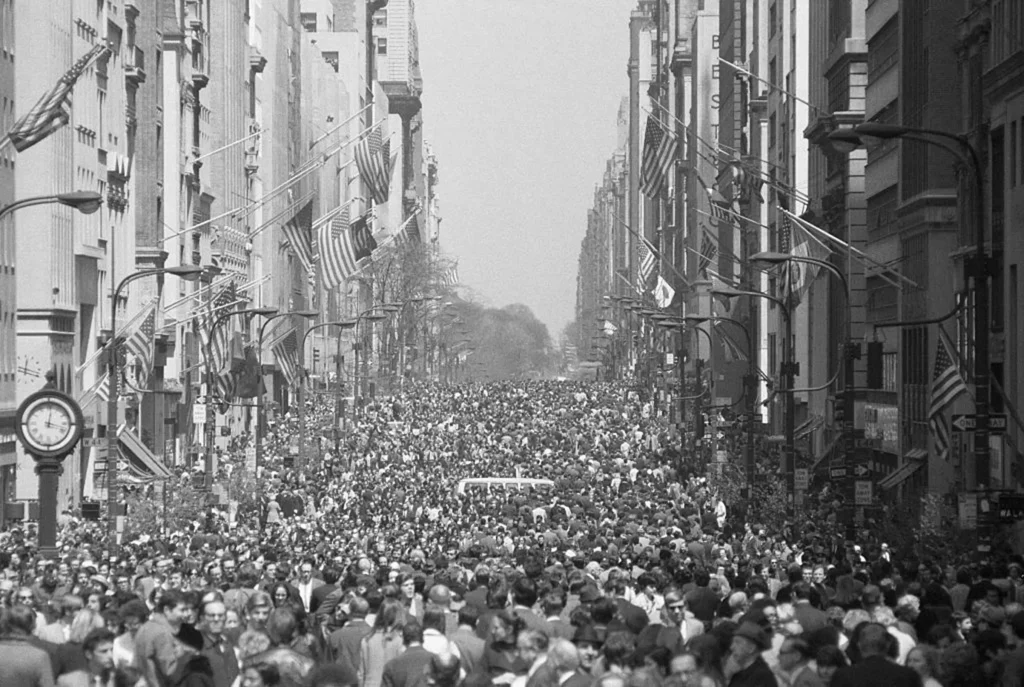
[718,57,825,116]
[612,213,689,289]
[248,190,317,239]
[194,127,269,164]
[157,206,245,245]
[313,196,366,229]
[648,100,812,204]
[308,103,373,150]
[779,207,918,290]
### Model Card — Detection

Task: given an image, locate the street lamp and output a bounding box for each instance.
[203,307,278,489]
[712,285,795,510]
[106,264,203,544]
[297,320,357,468]
[255,310,318,472]
[352,304,399,422]
[829,123,991,491]
[1,190,104,221]
[686,314,758,495]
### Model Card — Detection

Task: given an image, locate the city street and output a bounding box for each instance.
[3,1,1024,686]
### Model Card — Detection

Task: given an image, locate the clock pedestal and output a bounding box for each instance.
[33,455,65,558]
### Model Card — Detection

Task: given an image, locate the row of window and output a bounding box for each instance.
[1008,117,1024,189]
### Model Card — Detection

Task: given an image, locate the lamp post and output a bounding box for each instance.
[203,307,277,489]
[106,265,203,544]
[353,304,399,423]
[297,320,356,470]
[256,310,318,472]
[713,286,794,511]
[830,123,990,492]
[686,314,757,496]
[1,190,103,221]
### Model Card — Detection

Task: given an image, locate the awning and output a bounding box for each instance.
[117,425,172,479]
[811,435,842,472]
[879,459,925,490]
[903,448,927,461]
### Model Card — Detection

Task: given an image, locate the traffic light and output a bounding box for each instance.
[866,341,883,389]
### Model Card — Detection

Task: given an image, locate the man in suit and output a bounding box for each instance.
[636,586,702,654]
[292,559,325,613]
[831,623,922,687]
[509,577,551,636]
[381,621,434,687]
[541,591,573,640]
[327,596,373,675]
[199,598,239,687]
[791,582,828,634]
[450,605,486,676]
[775,636,821,687]
[310,567,340,616]
[463,565,490,613]
[607,578,648,635]
[57,628,116,687]
[683,569,719,625]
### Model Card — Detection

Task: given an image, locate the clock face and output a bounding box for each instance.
[16,391,84,457]
[25,400,73,448]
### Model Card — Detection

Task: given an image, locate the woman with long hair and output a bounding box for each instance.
[359,598,408,687]
[396,574,423,618]
[480,609,529,680]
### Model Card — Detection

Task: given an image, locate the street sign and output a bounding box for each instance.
[794,468,809,491]
[951,413,1007,432]
[998,494,1024,522]
[853,464,871,477]
[245,447,257,472]
[829,466,848,480]
[81,437,103,448]
[854,480,872,506]
[193,404,207,425]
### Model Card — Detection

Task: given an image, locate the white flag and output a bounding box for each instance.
[655,275,675,309]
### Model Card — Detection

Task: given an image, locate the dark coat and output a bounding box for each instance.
[830,656,922,687]
[381,645,434,687]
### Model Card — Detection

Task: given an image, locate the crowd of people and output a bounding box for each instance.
[0,380,1023,687]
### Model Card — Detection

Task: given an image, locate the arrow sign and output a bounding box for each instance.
[951,414,1008,432]
[853,464,871,477]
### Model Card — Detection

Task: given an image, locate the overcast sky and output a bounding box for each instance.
[416,0,636,341]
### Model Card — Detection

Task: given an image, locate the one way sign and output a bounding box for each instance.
[951,414,1007,433]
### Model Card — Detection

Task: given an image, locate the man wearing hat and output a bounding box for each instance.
[570,624,603,682]
[726,621,775,686]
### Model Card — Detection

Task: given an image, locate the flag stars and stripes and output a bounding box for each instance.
[640,117,678,198]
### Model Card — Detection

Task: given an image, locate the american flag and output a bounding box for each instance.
[636,237,656,293]
[698,228,718,278]
[392,214,422,246]
[443,265,460,287]
[715,320,748,362]
[281,201,315,274]
[125,305,157,387]
[77,373,111,408]
[929,328,969,460]
[319,208,377,289]
[640,117,678,198]
[8,43,109,152]
[272,329,302,388]
[355,124,395,205]
[196,287,237,401]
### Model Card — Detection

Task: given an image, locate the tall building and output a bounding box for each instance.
[960,0,1024,491]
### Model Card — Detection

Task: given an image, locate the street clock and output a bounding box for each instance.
[16,388,85,458]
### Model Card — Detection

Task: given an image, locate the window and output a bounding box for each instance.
[769,57,777,86]
[373,10,388,27]
[769,3,777,37]
[867,18,898,81]
[769,113,776,148]
[300,12,316,32]
[1011,120,1017,187]
[376,37,387,55]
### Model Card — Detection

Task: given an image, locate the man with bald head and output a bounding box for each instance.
[830,622,921,687]
[426,584,458,636]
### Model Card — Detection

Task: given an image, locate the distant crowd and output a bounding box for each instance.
[1,380,1023,687]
